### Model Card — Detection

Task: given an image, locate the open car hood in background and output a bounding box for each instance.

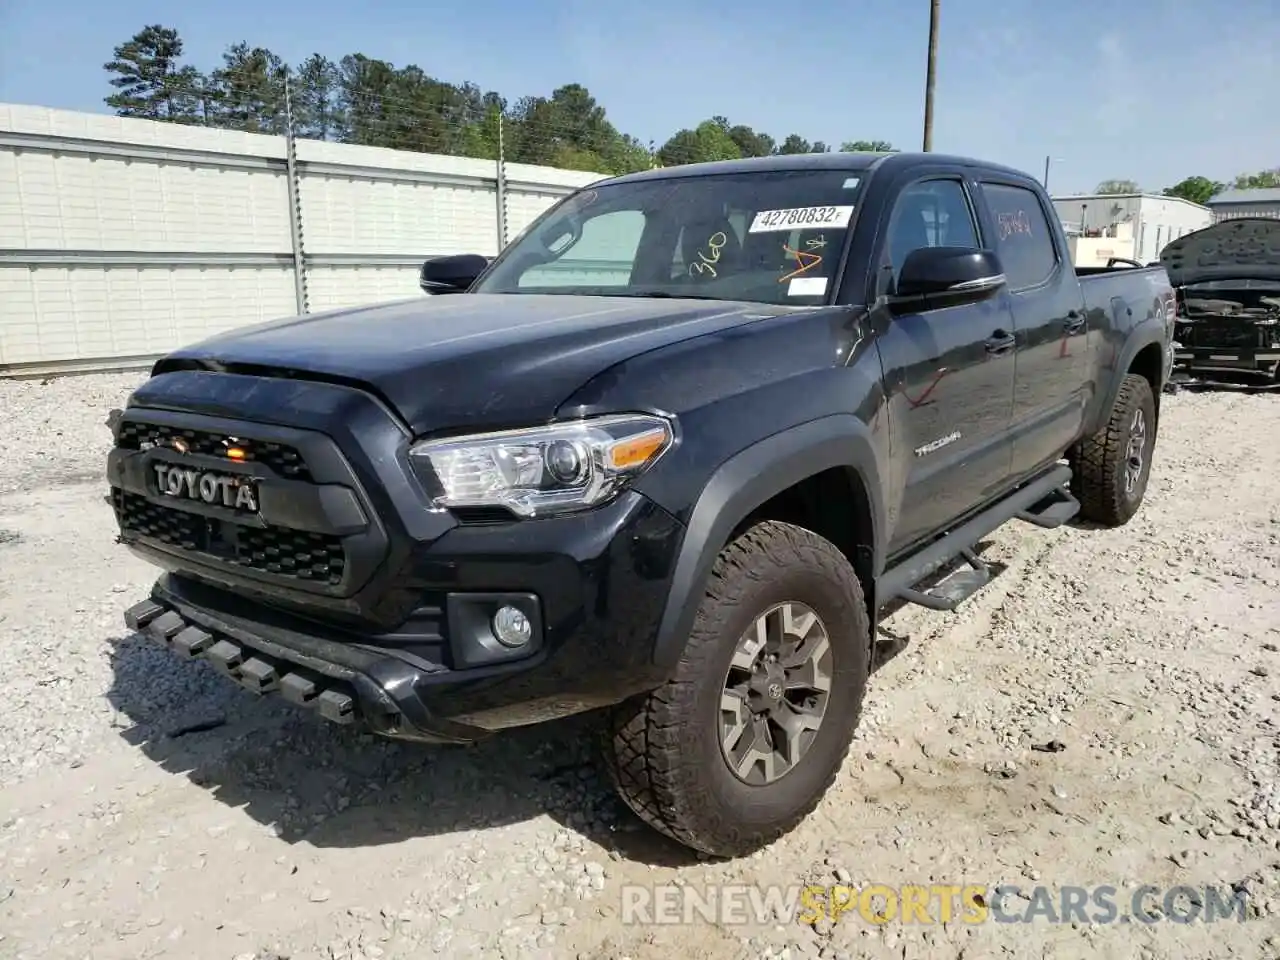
[1161,218,1280,288]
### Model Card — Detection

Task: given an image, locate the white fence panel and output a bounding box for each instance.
[0,103,604,374]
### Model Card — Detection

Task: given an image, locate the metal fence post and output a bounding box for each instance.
[282,70,310,314]
[495,113,508,251]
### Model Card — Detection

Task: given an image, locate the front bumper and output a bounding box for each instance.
[109,370,685,742]
[1171,346,1280,390]
[1173,347,1280,373]
[123,489,683,742]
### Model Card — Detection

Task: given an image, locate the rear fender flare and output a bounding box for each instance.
[651,414,886,670]
[1097,321,1167,429]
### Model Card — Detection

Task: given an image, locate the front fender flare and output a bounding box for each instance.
[651,414,886,670]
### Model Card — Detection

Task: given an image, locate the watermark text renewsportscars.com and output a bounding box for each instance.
[620,883,1250,926]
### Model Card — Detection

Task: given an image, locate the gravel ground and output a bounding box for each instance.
[0,373,1277,960]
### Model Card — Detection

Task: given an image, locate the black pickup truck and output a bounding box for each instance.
[1161,218,1280,388]
[108,151,1174,858]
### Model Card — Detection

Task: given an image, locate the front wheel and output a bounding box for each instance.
[1070,373,1157,526]
[601,520,871,858]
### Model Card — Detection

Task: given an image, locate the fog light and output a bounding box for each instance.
[492,605,532,647]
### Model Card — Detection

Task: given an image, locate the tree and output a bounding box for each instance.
[292,54,343,141]
[1232,168,1280,190]
[334,53,397,147]
[727,124,774,158]
[103,25,202,122]
[499,84,646,172]
[99,26,896,174]
[656,120,741,167]
[1162,176,1224,206]
[209,43,287,133]
[776,134,814,155]
[599,133,653,175]
[841,140,896,152]
[1095,179,1140,194]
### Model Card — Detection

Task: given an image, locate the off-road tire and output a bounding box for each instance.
[600,520,871,858]
[1070,373,1157,527]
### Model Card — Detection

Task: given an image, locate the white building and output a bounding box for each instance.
[1049,193,1213,264]
[1206,187,1280,222]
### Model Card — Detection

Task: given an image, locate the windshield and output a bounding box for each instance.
[473,168,866,306]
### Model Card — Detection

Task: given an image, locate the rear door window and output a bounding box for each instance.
[978,183,1059,291]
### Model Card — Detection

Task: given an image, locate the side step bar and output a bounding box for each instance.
[878,464,1079,612]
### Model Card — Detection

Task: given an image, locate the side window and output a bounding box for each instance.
[884,179,979,287]
[978,183,1058,290]
[518,210,646,288]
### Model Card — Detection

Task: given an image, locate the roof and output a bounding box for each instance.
[1049,192,1211,212]
[1207,187,1280,206]
[600,151,1034,187]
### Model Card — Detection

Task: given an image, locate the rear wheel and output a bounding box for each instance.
[601,520,871,858]
[1070,373,1157,526]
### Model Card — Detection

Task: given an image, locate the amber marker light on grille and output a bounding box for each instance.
[607,427,670,470]
[225,447,247,460]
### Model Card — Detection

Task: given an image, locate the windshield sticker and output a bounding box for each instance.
[689,231,729,279]
[749,205,854,233]
[788,277,828,296]
[779,243,823,283]
[842,177,861,190]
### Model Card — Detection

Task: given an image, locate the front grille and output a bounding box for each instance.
[112,490,346,585]
[1185,324,1262,350]
[115,421,313,482]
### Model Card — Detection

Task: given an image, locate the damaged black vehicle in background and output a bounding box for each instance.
[1162,218,1280,389]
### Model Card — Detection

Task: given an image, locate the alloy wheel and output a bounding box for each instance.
[719,602,833,785]
[1124,407,1147,497]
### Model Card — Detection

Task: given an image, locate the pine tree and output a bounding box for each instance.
[103,25,201,122]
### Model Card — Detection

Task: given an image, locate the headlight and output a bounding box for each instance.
[408,414,674,518]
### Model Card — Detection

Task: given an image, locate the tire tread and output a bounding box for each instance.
[601,520,869,857]
[1070,373,1155,527]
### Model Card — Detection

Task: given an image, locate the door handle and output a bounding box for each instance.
[1064,310,1086,335]
[985,330,1016,355]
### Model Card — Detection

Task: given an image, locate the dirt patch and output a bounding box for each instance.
[0,375,1276,960]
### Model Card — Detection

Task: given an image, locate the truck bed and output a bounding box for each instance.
[1077,262,1170,308]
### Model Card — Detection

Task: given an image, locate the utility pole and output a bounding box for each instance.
[922,0,940,151]
[1043,156,1064,193]
[495,112,508,249]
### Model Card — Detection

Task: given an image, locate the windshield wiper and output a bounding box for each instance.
[610,290,728,301]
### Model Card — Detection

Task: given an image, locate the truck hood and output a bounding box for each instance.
[1160,218,1280,288]
[163,293,783,433]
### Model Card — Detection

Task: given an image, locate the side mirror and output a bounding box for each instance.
[890,247,1006,310]
[420,254,489,295]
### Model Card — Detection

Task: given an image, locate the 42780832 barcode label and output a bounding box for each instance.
[748,205,854,233]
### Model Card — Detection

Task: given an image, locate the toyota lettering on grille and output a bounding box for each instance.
[153,464,259,513]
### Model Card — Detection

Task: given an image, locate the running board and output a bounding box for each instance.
[895,547,991,611]
[1016,487,1081,529]
[877,464,1073,612]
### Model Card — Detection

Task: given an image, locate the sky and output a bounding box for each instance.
[1,0,1276,195]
